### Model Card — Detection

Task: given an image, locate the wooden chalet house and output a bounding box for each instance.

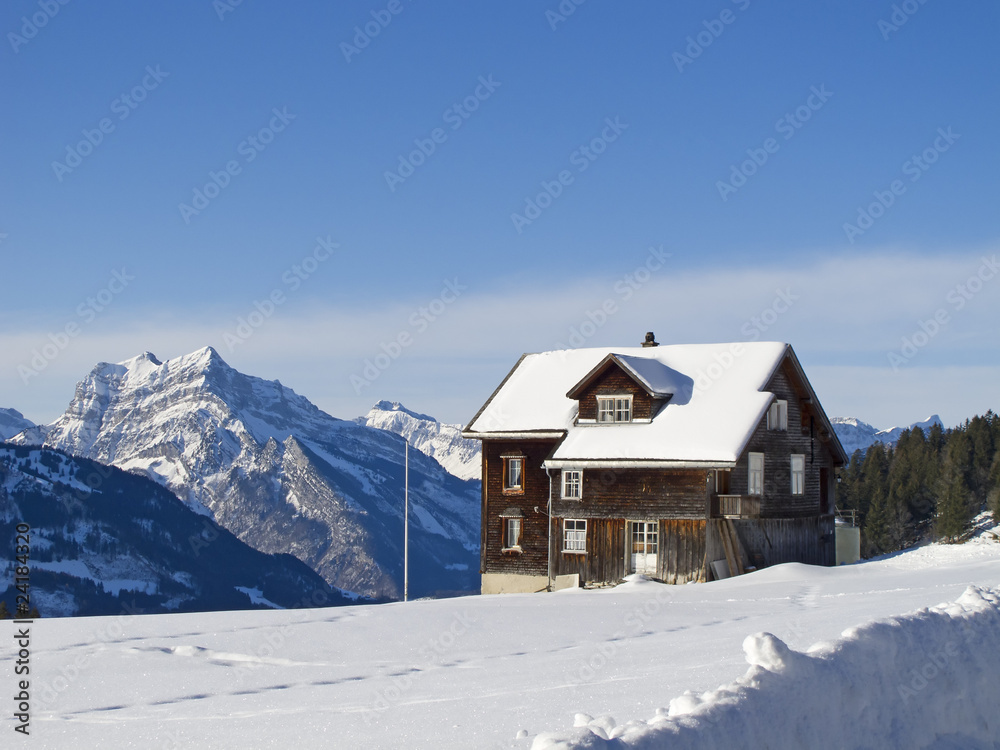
[462,335,849,594]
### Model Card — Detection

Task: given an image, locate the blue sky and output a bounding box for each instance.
[2,1,998,430]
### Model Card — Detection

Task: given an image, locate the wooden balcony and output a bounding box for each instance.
[711,494,761,519]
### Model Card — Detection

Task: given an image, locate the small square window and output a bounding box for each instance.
[749,452,764,495]
[791,454,805,495]
[597,396,632,423]
[563,519,586,552]
[504,457,523,492]
[504,517,522,549]
[767,400,788,430]
[562,469,582,499]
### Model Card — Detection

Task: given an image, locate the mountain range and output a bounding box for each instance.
[358,401,481,482]
[0,443,346,617]
[9,348,480,600]
[0,407,35,441]
[830,415,945,457]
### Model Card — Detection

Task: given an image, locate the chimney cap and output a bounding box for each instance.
[641,331,659,348]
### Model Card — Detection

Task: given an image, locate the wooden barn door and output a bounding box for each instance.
[630,521,658,575]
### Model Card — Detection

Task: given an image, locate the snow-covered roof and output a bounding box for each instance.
[465,342,806,465]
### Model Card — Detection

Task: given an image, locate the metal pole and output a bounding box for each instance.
[404,439,409,602]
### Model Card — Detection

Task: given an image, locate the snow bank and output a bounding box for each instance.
[532,585,1000,750]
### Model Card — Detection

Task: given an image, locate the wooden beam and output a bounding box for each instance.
[719,520,738,578]
[725,520,746,575]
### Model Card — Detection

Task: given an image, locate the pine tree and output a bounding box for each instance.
[864,484,890,556]
[987,453,1000,527]
[935,442,975,542]
[966,413,996,505]
[0,600,10,619]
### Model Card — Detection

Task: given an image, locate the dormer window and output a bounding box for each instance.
[597,396,632,423]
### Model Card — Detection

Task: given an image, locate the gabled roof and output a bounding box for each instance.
[463,342,848,466]
[565,353,684,400]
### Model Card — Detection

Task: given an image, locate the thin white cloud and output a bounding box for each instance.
[2,248,997,429]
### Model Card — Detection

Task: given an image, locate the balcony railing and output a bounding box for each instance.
[711,494,761,519]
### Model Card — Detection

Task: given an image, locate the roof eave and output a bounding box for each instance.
[543,458,736,470]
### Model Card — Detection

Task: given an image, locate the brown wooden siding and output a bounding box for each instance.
[731,366,839,519]
[481,439,557,577]
[656,519,707,584]
[551,517,707,585]
[552,468,708,520]
[575,368,657,421]
[706,516,835,575]
[552,517,626,584]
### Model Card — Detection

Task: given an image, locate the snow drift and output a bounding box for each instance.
[533,584,1000,749]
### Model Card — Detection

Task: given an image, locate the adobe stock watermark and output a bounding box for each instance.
[545,0,587,31]
[350,279,467,394]
[34,599,148,712]
[555,245,672,351]
[694,286,798,395]
[51,65,169,182]
[673,0,752,73]
[887,254,998,371]
[510,116,628,234]
[19,268,135,384]
[842,126,959,244]
[384,75,501,192]
[897,640,958,703]
[566,588,673,686]
[222,235,338,351]
[363,610,478,726]
[213,0,247,21]
[878,0,931,41]
[340,0,411,63]
[7,0,72,54]
[178,107,296,224]
[716,85,833,201]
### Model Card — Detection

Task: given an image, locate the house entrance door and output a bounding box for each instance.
[630,521,658,576]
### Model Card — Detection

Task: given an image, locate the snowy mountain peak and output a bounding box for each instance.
[368,400,437,423]
[0,407,35,441]
[359,401,481,482]
[832,414,946,457]
[12,350,480,599]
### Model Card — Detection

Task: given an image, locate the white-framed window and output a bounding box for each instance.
[504,457,523,492]
[504,517,522,549]
[563,519,587,552]
[767,400,788,430]
[790,454,805,495]
[597,396,632,423]
[748,452,764,495]
[562,469,582,499]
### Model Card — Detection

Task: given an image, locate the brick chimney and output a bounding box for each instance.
[641,331,658,347]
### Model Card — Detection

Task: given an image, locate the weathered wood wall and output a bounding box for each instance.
[706,516,835,576]
[656,519,707,584]
[730,364,840,518]
[481,439,556,578]
[552,518,707,585]
[552,468,708,520]
[552,517,626,584]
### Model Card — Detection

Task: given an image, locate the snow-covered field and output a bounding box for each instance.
[5,531,1000,749]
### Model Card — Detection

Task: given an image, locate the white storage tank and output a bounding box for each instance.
[835,515,861,565]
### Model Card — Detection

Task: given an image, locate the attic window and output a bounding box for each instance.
[767,400,788,431]
[597,396,632,423]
